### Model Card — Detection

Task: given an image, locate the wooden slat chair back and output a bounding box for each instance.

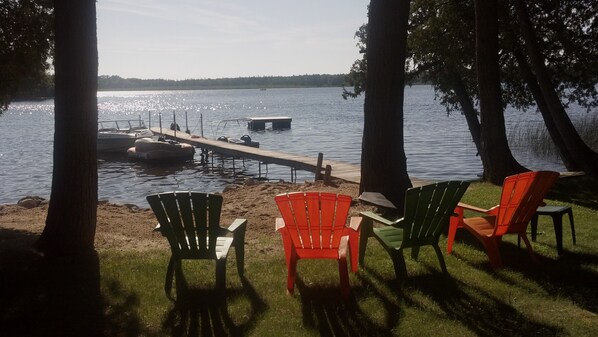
[494,172,558,236]
[147,191,247,298]
[275,192,361,298]
[359,181,470,280]
[401,181,471,247]
[447,171,559,268]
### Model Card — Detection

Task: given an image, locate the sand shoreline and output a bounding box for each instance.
[0,179,375,254]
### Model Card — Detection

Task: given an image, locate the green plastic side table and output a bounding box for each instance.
[531,205,576,255]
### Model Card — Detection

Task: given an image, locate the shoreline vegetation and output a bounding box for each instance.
[13,73,431,101]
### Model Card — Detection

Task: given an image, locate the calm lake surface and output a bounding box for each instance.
[0,86,581,206]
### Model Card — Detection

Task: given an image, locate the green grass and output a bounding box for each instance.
[2,180,598,336]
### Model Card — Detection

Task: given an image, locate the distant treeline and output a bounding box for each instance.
[98,74,348,91]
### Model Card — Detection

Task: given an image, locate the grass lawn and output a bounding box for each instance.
[2,179,598,336]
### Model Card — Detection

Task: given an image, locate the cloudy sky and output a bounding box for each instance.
[96,0,369,80]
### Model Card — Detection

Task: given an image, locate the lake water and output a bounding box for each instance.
[0,86,581,206]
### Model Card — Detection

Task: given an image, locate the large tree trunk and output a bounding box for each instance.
[449,71,482,155]
[37,0,98,256]
[474,0,527,184]
[514,0,598,176]
[360,0,412,209]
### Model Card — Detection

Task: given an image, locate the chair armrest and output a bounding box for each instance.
[456,202,494,214]
[360,211,401,227]
[227,218,247,233]
[275,218,286,231]
[347,216,362,232]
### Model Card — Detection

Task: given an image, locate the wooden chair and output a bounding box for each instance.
[275,192,361,298]
[359,181,470,280]
[447,171,559,268]
[147,191,247,298]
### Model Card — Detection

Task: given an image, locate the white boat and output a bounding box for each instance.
[98,119,153,152]
[127,137,195,162]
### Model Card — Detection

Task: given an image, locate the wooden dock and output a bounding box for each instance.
[152,128,429,187]
[153,128,360,183]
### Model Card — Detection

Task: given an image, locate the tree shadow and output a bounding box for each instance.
[449,234,598,313]
[492,246,598,313]
[293,276,396,337]
[402,274,564,337]
[162,276,267,337]
[0,227,155,336]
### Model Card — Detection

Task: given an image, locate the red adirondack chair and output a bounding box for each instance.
[447,171,559,268]
[275,192,361,298]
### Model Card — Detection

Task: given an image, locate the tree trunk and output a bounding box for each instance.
[449,72,482,155]
[514,0,598,176]
[474,0,527,185]
[37,0,98,256]
[360,0,412,210]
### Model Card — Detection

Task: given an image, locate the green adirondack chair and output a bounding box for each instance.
[147,191,247,298]
[359,181,470,280]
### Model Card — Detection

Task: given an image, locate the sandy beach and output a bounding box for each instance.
[0,179,376,254]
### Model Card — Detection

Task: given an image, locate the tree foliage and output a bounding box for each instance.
[0,0,54,112]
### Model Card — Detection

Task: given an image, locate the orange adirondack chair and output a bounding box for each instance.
[275,192,361,298]
[447,171,559,268]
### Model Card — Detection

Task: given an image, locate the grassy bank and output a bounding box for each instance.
[2,180,598,336]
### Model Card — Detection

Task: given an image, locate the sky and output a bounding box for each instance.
[96,0,369,80]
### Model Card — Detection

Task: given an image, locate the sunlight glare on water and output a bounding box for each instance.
[0,86,577,206]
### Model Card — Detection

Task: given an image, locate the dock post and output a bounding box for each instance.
[324,165,332,185]
[315,153,324,181]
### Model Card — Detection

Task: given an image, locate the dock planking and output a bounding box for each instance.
[152,128,428,186]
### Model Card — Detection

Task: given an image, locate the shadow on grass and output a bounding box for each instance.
[450,232,598,314]
[162,276,267,337]
[357,251,564,336]
[294,277,396,337]
[0,227,152,337]
[403,274,564,337]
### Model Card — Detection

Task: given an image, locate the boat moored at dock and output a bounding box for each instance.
[127,137,195,162]
[98,119,153,153]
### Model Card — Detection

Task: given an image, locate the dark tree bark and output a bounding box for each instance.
[474,0,527,184]
[37,0,98,256]
[449,71,482,155]
[514,0,598,176]
[360,0,412,209]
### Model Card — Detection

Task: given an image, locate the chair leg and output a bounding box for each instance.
[287,255,298,295]
[359,218,373,267]
[447,208,463,254]
[551,214,564,255]
[338,256,350,298]
[433,244,448,274]
[233,225,247,277]
[216,259,226,290]
[234,241,245,277]
[390,249,408,280]
[530,214,539,241]
[519,233,539,264]
[165,257,176,299]
[411,246,421,260]
[567,209,576,245]
[482,237,503,269]
[348,231,359,273]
